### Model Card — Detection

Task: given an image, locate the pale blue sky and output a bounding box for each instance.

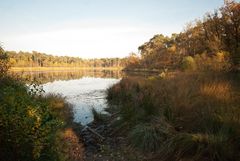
[0,0,228,58]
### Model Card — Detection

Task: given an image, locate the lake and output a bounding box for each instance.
[13,70,122,125]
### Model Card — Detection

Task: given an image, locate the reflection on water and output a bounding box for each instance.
[12,70,121,125]
[13,70,122,84]
[43,77,119,125]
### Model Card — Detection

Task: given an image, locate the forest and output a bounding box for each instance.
[125,1,240,72]
[7,51,126,68]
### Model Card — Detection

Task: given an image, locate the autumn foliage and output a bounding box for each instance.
[126,2,240,72]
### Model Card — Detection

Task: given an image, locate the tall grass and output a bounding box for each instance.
[106,72,240,161]
[129,118,175,152]
[156,131,238,161]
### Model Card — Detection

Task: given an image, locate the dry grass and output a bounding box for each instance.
[54,128,85,161]
[107,72,240,161]
[200,81,232,102]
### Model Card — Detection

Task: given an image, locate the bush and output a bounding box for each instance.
[0,48,83,161]
[0,76,62,160]
[0,47,10,76]
[194,52,231,72]
[181,56,197,71]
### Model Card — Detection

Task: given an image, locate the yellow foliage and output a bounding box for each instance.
[168,44,176,53]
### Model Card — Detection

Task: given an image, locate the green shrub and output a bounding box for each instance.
[0,48,79,161]
[181,56,197,71]
[0,47,10,76]
[194,52,231,72]
[0,76,62,160]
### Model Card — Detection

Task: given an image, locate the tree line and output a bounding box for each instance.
[7,50,126,68]
[4,2,240,72]
[126,1,240,72]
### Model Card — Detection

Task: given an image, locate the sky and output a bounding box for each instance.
[0,0,227,58]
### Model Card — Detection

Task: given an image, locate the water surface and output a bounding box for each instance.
[14,70,122,125]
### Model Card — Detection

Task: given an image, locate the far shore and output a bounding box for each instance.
[10,67,123,72]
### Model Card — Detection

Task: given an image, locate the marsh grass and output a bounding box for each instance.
[129,118,175,152]
[106,72,240,161]
[156,132,237,161]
